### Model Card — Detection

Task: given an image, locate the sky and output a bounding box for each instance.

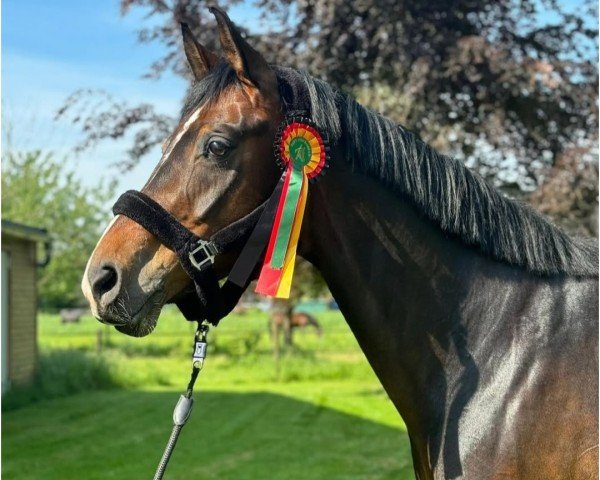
[2,0,259,194]
[2,0,595,197]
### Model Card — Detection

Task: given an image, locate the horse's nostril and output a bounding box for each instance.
[90,263,121,306]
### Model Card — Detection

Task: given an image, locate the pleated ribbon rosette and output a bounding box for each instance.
[255,117,328,298]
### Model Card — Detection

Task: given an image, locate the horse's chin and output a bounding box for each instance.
[115,292,165,338]
[116,311,159,337]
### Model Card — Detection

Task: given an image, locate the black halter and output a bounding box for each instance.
[112,173,285,325]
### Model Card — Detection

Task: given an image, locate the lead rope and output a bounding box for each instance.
[153,322,209,480]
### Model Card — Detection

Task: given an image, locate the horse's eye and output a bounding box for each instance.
[207,139,230,158]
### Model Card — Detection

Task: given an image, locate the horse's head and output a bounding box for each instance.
[82,8,284,336]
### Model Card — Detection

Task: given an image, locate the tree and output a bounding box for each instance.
[529,146,598,236]
[1,150,116,307]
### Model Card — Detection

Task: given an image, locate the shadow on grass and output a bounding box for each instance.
[3,390,415,480]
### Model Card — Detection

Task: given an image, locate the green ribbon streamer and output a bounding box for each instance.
[270,168,304,269]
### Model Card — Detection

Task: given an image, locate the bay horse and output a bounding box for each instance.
[270,299,323,346]
[82,8,598,479]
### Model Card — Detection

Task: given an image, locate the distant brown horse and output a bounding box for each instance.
[269,300,322,346]
[82,8,598,479]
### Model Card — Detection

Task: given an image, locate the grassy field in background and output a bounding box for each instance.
[2,307,415,479]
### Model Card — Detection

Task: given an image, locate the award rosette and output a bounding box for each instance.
[255,114,329,298]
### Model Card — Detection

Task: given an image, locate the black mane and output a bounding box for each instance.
[184,64,598,277]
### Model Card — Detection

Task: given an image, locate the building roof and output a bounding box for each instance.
[1,220,50,243]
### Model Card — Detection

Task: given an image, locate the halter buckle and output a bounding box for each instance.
[189,240,217,271]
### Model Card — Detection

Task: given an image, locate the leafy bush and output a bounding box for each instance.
[2,350,116,411]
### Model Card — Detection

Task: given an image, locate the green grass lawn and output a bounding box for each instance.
[2,307,415,479]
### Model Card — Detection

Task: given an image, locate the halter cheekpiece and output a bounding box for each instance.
[112,111,329,326]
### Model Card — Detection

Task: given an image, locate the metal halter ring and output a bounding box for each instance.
[188,240,218,271]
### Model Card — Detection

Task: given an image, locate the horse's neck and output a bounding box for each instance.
[301,161,491,432]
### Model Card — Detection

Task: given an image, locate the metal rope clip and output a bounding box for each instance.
[193,323,209,369]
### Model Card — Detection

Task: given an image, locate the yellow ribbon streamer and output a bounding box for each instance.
[274,173,309,298]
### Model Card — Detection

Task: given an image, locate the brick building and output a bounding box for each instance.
[1,220,51,393]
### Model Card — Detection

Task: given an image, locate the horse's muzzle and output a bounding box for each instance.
[87,261,122,319]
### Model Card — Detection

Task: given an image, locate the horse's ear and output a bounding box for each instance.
[209,6,277,93]
[181,23,219,80]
